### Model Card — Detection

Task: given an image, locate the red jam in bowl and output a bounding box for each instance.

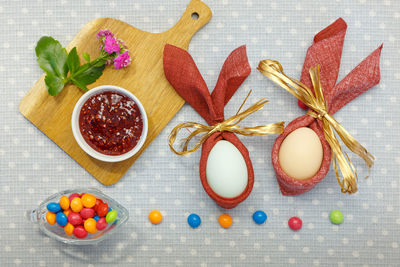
[79,90,143,155]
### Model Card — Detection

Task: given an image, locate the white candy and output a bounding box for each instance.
[206,140,248,198]
[278,127,323,180]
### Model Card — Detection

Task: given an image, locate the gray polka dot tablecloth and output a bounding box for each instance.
[1,0,399,266]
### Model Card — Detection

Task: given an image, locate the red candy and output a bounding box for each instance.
[96,203,109,217]
[68,212,83,226]
[96,217,108,230]
[68,193,80,202]
[80,208,95,219]
[73,225,88,239]
[94,198,103,212]
[288,216,302,231]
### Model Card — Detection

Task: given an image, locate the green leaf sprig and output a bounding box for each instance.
[35,30,131,96]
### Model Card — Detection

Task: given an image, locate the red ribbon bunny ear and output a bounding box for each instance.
[211,45,251,122]
[163,44,217,125]
[298,18,347,109]
[328,45,382,115]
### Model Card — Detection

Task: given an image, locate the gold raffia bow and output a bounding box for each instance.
[168,95,285,156]
[257,59,374,194]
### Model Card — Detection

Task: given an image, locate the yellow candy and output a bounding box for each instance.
[81,194,96,208]
[70,197,83,212]
[63,209,71,217]
[59,195,70,210]
[218,214,233,229]
[64,223,74,236]
[84,218,98,234]
[148,210,163,224]
[46,211,56,225]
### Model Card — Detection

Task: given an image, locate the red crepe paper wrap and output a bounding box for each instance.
[272,18,382,195]
[163,44,253,208]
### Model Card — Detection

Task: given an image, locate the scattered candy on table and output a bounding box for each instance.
[288,216,302,231]
[187,213,201,228]
[148,210,163,224]
[45,193,117,239]
[218,214,233,229]
[329,210,344,225]
[252,210,267,225]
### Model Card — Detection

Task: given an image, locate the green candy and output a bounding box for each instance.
[106,210,117,223]
[329,210,344,225]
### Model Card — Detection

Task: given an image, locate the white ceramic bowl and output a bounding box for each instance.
[71,85,148,162]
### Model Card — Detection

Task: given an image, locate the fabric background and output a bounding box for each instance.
[0,0,399,266]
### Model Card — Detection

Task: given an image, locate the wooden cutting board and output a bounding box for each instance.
[19,0,212,185]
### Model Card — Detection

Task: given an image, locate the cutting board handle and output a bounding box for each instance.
[166,0,212,43]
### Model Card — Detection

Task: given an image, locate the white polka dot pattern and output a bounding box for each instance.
[0,0,399,266]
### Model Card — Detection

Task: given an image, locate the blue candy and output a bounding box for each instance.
[93,215,100,221]
[187,213,201,228]
[46,202,61,213]
[56,212,68,227]
[252,210,267,225]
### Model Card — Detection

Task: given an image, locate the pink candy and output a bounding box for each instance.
[80,208,95,219]
[68,193,80,202]
[73,225,88,239]
[96,217,108,230]
[68,212,83,226]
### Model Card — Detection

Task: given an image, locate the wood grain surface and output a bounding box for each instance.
[19,0,212,185]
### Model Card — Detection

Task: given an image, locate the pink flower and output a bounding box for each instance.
[104,36,120,54]
[96,29,114,40]
[117,38,128,50]
[113,51,131,69]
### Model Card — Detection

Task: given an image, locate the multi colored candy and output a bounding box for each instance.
[45,193,117,239]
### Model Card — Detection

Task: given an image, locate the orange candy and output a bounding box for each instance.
[46,211,56,225]
[64,223,74,236]
[81,194,96,208]
[70,197,83,212]
[63,209,71,217]
[84,218,98,234]
[148,210,163,224]
[59,195,70,210]
[218,214,233,229]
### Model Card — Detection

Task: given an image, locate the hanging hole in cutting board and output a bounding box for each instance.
[191,12,199,20]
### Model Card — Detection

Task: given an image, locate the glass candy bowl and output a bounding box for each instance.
[28,188,129,245]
